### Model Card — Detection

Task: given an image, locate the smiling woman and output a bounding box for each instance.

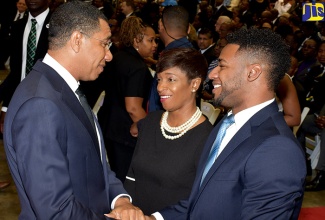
[124,47,213,215]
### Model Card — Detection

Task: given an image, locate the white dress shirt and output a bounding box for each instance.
[42,53,131,209]
[21,8,50,81]
[152,98,275,220]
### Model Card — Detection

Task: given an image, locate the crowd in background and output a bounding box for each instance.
[0,0,325,196]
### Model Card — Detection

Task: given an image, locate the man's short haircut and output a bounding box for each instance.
[162,6,189,34]
[198,27,213,39]
[121,0,135,10]
[226,28,290,91]
[48,0,108,50]
[157,47,207,82]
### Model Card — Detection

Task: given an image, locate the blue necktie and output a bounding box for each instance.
[200,114,235,186]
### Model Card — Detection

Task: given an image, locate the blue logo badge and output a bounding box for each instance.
[302,3,325,21]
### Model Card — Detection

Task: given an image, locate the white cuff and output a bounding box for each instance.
[111,194,132,210]
[152,212,164,220]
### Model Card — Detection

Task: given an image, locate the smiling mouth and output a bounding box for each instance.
[160,95,171,99]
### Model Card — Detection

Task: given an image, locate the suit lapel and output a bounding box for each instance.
[33,61,101,158]
[34,13,50,63]
[189,101,280,212]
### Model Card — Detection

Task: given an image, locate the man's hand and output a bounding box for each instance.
[0,111,6,133]
[130,122,138,138]
[105,197,145,220]
[315,116,325,129]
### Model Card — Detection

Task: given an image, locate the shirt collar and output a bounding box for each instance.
[229,99,275,129]
[42,53,79,94]
[28,8,49,28]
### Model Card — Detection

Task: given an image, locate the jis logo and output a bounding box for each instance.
[303,3,325,21]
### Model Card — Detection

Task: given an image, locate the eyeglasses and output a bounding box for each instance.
[80,31,112,50]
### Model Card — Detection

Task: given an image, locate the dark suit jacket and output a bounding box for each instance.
[0,13,50,107]
[3,61,126,219]
[160,101,306,219]
[202,44,216,66]
[211,5,233,21]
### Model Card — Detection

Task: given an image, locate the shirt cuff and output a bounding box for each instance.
[1,107,8,112]
[152,212,164,220]
[111,194,132,210]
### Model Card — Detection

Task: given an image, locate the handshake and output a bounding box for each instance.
[104,197,155,220]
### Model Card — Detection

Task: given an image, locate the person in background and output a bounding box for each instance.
[3,1,145,219]
[302,104,325,191]
[124,48,213,215]
[146,28,306,220]
[202,38,228,101]
[98,16,156,182]
[0,0,28,70]
[197,27,216,66]
[274,0,292,17]
[148,5,193,112]
[0,0,51,134]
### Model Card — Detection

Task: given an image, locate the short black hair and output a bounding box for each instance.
[162,6,189,34]
[48,0,108,50]
[227,28,290,91]
[198,27,214,39]
[157,47,207,82]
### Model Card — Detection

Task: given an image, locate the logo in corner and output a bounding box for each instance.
[303,3,325,21]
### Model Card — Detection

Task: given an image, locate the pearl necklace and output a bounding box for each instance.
[160,107,202,140]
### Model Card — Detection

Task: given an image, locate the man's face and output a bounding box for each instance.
[218,23,230,39]
[302,39,317,59]
[214,38,227,57]
[78,19,112,81]
[197,33,213,50]
[17,0,27,13]
[215,0,224,7]
[25,0,49,17]
[120,1,131,15]
[209,44,246,111]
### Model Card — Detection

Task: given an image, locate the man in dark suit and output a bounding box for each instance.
[3,1,145,219]
[0,0,28,69]
[197,27,216,66]
[0,0,50,133]
[147,28,306,220]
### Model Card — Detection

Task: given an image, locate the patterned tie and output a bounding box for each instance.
[26,19,37,75]
[200,114,235,186]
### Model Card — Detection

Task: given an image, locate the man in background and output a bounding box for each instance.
[148,5,193,112]
[0,0,28,69]
[0,0,50,134]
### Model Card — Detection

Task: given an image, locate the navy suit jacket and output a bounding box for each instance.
[4,61,127,219]
[0,13,50,107]
[160,101,306,219]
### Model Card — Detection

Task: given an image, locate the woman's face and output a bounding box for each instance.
[135,27,157,58]
[157,67,200,112]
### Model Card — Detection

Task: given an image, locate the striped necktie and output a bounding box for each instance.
[26,19,37,75]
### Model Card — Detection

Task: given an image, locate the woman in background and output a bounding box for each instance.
[98,16,157,182]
